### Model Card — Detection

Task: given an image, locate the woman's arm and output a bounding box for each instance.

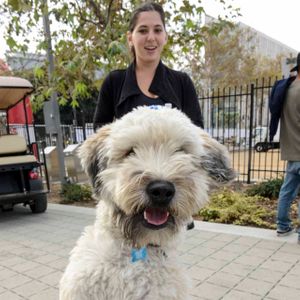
[93,73,115,131]
[182,73,204,128]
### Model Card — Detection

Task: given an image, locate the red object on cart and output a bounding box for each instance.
[8,96,33,124]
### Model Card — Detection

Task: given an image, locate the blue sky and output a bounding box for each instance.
[203,0,300,52]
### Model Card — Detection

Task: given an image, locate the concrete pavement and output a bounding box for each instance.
[0,204,299,300]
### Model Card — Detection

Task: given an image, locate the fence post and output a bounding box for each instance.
[247,83,255,184]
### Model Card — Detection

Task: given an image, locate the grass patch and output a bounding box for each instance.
[60,183,93,204]
[198,188,276,229]
[245,178,284,199]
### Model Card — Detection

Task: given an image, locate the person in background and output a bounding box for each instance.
[93,2,204,230]
[269,52,300,244]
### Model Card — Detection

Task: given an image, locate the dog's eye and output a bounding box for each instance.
[174,147,185,153]
[125,148,135,157]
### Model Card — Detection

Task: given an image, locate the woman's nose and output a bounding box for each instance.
[146,31,155,41]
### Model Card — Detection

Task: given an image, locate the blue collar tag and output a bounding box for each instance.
[149,105,163,110]
[131,246,148,263]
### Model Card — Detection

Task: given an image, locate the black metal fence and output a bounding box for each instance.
[10,77,286,183]
[199,77,286,183]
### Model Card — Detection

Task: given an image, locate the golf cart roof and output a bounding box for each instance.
[0,76,34,110]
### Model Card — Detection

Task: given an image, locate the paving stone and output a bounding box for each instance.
[213,233,238,243]
[0,286,6,295]
[0,291,24,300]
[289,264,300,275]
[0,256,29,268]
[248,267,284,283]
[185,236,207,246]
[222,289,261,300]
[177,243,197,252]
[10,261,41,273]
[0,252,16,263]
[13,280,49,298]
[179,253,202,265]
[187,246,216,257]
[33,254,61,264]
[235,277,274,296]
[200,240,228,250]
[29,287,59,300]
[255,240,283,250]
[39,270,63,287]
[267,284,300,300]
[260,258,294,272]
[0,268,18,281]
[186,265,215,281]
[51,247,71,258]
[222,243,250,254]
[0,273,32,289]
[278,273,300,289]
[221,262,254,277]
[233,254,266,267]
[206,271,243,288]
[209,250,240,262]
[51,257,68,271]
[279,242,300,255]
[18,250,48,261]
[196,257,228,271]
[234,236,260,246]
[25,265,57,279]
[192,282,229,299]
[194,231,218,240]
[244,247,275,259]
[271,251,300,263]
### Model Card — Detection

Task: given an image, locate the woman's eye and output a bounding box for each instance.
[155,28,163,33]
[139,29,148,34]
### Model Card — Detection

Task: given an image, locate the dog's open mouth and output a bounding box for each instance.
[142,207,171,229]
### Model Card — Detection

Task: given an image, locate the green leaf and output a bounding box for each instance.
[6,36,17,49]
[34,67,45,80]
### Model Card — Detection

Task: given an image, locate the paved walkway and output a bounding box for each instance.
[0,204,299,300]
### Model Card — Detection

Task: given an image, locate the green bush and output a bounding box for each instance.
[60,183,93,204]
[245,178,283,199]
[198,188,276,229]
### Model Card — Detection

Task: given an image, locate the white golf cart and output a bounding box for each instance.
[0,76,49,213]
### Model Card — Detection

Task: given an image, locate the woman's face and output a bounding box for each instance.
[127,11,167,65]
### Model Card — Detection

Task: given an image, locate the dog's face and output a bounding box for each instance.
[79,107,235,246]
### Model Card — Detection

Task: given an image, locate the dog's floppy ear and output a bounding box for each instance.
[199,131,236,186]
[78,125,111,189]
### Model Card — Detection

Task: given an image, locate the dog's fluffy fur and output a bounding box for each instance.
[59,107,235,300]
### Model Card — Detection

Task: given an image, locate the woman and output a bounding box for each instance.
[93,1,203,130]
[93,2,203,230]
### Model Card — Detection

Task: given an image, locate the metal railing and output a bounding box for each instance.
[10,77,286,183]
[199,77,285,183]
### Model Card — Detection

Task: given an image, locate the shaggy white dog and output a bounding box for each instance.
[59,107,235,300]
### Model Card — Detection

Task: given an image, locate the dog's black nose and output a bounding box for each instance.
[146,180,175,206]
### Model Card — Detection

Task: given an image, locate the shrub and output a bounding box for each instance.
[245,177,283,199]
[198,188,276,229]
[60,183,93,204]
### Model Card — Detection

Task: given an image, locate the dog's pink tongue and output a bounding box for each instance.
[144,208,169,226]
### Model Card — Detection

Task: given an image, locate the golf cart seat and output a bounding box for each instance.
[0,134,37,166]
[0,134,27,155]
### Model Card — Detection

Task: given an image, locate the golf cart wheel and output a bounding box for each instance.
[1,204,14,212]
[30,194,47,213]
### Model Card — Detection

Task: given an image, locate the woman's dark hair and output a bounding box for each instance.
[129,2,166,33]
